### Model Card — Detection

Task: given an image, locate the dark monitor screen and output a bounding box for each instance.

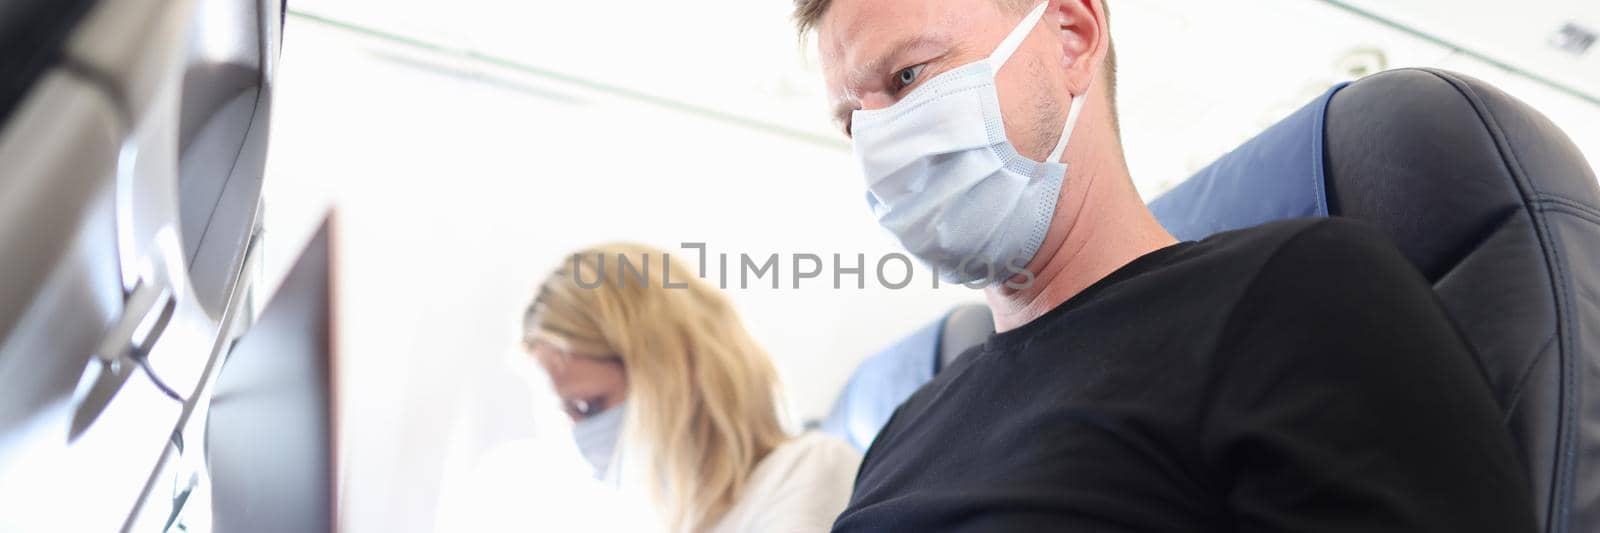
[205,218,336,533]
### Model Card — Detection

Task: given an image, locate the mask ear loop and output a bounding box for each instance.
[985,2,1050,70]
[1049,87,1088,163]
[986,2,1090,164]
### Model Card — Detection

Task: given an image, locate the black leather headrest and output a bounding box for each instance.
[1323,68,1600,533]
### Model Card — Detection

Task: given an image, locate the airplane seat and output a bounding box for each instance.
[939,302,994,371]
[820,303,993,451]
[1149,68,1600,533]
[825,68,1600,532]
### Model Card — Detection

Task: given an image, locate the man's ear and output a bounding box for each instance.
[1048,0,1108,95]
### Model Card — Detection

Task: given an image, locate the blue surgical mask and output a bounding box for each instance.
[572,401,626,481]
[851,1,1088,286]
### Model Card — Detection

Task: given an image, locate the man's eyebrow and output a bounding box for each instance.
[858,33,952,82]
[832,33,954,127]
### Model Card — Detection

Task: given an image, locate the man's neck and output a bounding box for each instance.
[985,156,1177,332]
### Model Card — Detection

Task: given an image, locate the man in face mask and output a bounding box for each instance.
[800,1,1538,531]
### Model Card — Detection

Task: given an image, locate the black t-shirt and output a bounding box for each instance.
[832,218,1536,533]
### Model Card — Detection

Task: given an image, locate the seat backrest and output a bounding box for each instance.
[1150,68,1600,533]
[939,303,994,371]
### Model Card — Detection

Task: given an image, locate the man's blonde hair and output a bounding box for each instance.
[525,243,789,532]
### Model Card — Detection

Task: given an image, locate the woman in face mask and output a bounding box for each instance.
[524,242,861,533]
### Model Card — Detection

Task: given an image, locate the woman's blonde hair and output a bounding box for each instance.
[525,242,790,532]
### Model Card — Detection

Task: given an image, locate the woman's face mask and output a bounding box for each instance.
[572,400,626,481]
[528,342,629,480]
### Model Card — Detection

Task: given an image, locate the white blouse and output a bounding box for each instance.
[707,432,862,533]
[434,432,860,533]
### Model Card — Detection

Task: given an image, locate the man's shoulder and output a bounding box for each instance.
[1196,217,1387,260]
[1198,217,1446,370]
[1185,217,1404,285]
[1209,217,1416,287]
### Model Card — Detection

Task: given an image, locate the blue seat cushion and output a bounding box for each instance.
[820,316,943,451]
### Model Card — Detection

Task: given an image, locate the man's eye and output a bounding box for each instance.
[894,64,926,92]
